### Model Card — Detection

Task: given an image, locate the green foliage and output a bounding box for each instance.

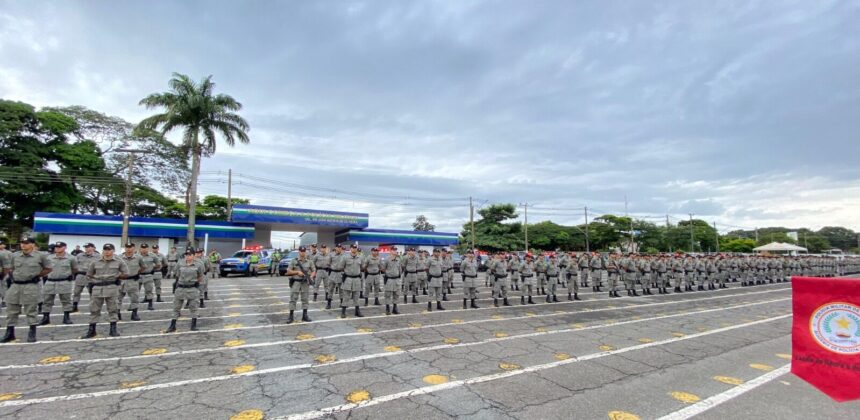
[816,226,856,251]
[460,204,523,252]
[412,215,435,231]
[721,238,757,252]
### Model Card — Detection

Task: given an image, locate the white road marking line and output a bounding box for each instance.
[273,315,793,420]
[0,309,792,407]
[656,364,791,420]
[2,286,790,346]
[0,296,790,370]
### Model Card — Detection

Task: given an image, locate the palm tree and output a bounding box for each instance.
[137,73,249,246]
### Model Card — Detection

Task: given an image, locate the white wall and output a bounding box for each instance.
[48,234,174,252]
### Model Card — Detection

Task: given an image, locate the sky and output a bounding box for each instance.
[1,0,859,244]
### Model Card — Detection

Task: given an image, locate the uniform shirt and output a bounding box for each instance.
[12,250,52,280]
[167,251,179,263]
[343,253,362,277]
[460,259,478,277]
[382,254,402,277]
[47,252,78,280]
[403,255,419,272]
[0,249,12,274]
[428,256,443,277]
[76,251,100,274]
[363,255,383,275]
[578,254,590,269]
[154,252,168,271]
[535,258,547,273]
[590,255,603,269]
[139,252,160,274]
[312,252,332,270]
[330,252,346,271]
[87,255,129,282]
[509,258,521,273]
[177,261,204,286]
[441,255,453,272]
[121,252,144,277]
[546,260,559,276]
[287,257,315,280]
[489,259,508,276]
[519,261,535,276]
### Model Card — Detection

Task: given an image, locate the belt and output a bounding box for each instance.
[93,281,118,287]
[463,274,477,278]
[176,283,198,288]
[12,278,41,284]
[47,276,74,282]
[521,274,533,277]
[290,277,307,281]
[430,275,443,278]
[494,274,507,278]
[547,275,558,278]
[366,271,380,275]
[446,268,454,272]
[345,274,361,278]
[126,275,140,281]
[406,270,417,273]
[142,271,155,275]
[168,260,178,263]
[386,275,400,279]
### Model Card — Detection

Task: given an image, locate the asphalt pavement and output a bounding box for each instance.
[1,273,858,419]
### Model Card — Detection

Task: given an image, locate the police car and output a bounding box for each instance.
[219,246,275,277]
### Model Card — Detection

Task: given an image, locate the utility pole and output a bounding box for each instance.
[625,195,634,252]
[584,206,590,253]
[713,221,720,253]
[689,213,695,253]
[117,148,145,246]
[523,202,529,252]
[755,227,759,243]
[227,169,233,220]
[469,196,475,251]
[666,214,671,252]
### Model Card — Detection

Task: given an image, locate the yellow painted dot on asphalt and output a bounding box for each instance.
[535,327,548,333]
[315,354,337,364]
[605,321,617,326]
[451,319,464,324]
[713,376,745,386]
[228,304,242,308]
[120,380,147,389]
[526,312,537,317]
[608,411,641,420]
[231,365,256,374]
[142,348,167,355]
[780,381,791,386]
[224,324,244,329]
[776,353,791,360]
[638,338,654,343]
[572,323,585,329]
[228,312,242,317]
[408,323,422,328]
[599,345,615,351]
[494,332,509,338]
[672,332,685,337]
[421,310,430,314]
[384,345,402,352]
[669,391,701,403]
[632,316,642,320]
[0,393,22,401]
[444,338,460,344]
[231,292,241,296]
[39,355,71,365]
[296,333,315,340]
[697,327,708,332]
[750,363,774,371]
[357,327,373,333]
[554,353,571,360]
[230,409,264,420]
[423,374,449,385]
[491,315,504,320]
[346,390,371,403]
[499,362,521,370]
[224,339,246,347]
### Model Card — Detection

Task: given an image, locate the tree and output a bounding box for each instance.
[459,204,523,252]
[816,226,857,251]
[137,73,250,245]
[721,238,757,253]
[412,215,435,231]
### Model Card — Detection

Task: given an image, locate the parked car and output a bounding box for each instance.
[220,247,275,277]
[452,252,463,272]
[277,251,301,276]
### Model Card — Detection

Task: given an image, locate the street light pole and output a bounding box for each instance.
[689,213,695,253]
[117,148,145,245]
[584,206,590,253]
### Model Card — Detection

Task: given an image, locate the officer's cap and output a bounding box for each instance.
[335,244,343,248]
[433,248,440,253]
[54,241,67,247]
[103,243,116,251]
[298,246,307,252]
[311,244,317,247]
[21,237,36,244]
[125,242,135,248]
[140,244,149,249]
[390,246,397,251]
[466,250,474,254]
[152,244,159,249]
[371,247,379,252]
[84,243,95,248]
[183,250,193,256]
[194,248,203,254]
[350,244,358,249]
[320,244,327,248]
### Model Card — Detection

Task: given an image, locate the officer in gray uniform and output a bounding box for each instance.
[311,244,331,302]
[194,248,208,307]
[118,243,143,321]
[518,254,536,304]
[41,242,77,325]
[165,249,203,333]
[72,243,99,312]
[606,254,621,298]
[427,248,446,311]
[138,244,160,311]
[363,248,383,306]
[2,238,52,343]
[535,252,548,295]
[508,254,521,291]
[567,252,581,300]
[339,244,364,318]
[403,248,420,304]
[381,247,402,315]
[167,246,179,279]
[417,250,429,296]
[0,241,11,308]
[81,243,128,338]
[152,245,167,302]
[285,246,315,324]
[544,255,560,303]
[590,253,604,291]
[326,244,345,309]
[441,249,454,299]
[488,252,511,307]
[460,250,480,309]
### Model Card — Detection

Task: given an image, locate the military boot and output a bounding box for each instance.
[545,294,551,303]
[493,298,499,307]
[392,304,400,314]
[63,311,73,325]
[301,309,311,322]
[354,306,364,317]
[147,299,155,310]
[574,293,581,300]
[313,292,318,302]
[632,289,639,296]
[117,311,122,321]
[427,301,433,311]
[81,323,96,339]
[436,301,445,311]
[503,297,511,306]
[37,302,42,313]
[422,288,427,295]
[412,295,418,304]
[674,286,682,293]
[286,310,295,324]
[340,307,347,319]
[374,297,380,306]
[72,302,79,313]
[359,291,364,299]
[697,284,705,291]
[199,298,206,308]
[326,299,332,310]
[109,322,120,337]
[131,309,140,321]
[471,298,479,309]
[190,318,198,331]
[553,295,559,302]
[165,319,177,333]
[568,292,573,301]
[386,304,391,315]
[364,297,369,306]
[157,295,164,302]
[442,293,448,301]
[463,298,468,309]
[404,295,408,304]
[27,325,37,343]
[0,326,15,343]
[521,296,526,305]
[39,313,50,325]
[528,296,535,304]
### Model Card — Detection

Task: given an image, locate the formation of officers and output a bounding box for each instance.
[1,237,858,340]
[0,239,214,342]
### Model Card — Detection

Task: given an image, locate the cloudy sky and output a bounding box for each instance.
[2,0,859,242]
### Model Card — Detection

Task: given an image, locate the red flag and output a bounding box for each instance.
[791,276,860,402]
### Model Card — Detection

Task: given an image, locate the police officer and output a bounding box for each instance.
[311,244,331,302]
[268,249,279,277]
[606,254,621,298]
[363,248,383,306]
[567,252,582,300]
[81,243,128,338]
[535,252,548,295]
[41,241,77,325]
[590,252,604,291]
[460,250,480,309]
[441,249,454,300]
[118,243,143,321]
[152,245,168,302]
[285,246,315,324]
[167,246,179,279]
[138,244,161,311]
[72,243,99,312]
[0,241,11,308]
[427,248,445,311]
[193,248,208,308]
[488,252,511,307]
[509,253,522,291]
[518,254,536,304]
[381,247,402,315]
[545,254,560,303]
[417,250,429,296]
[165,249,203,333]
[326,244,345,309]
[2,238,52,343]
[340,245,364,318]
[403,247,420,304]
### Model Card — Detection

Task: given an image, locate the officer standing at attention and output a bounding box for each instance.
[518,254,536,305]
[41,241,77,325]
[138,244,161,311]
[118,243,143,321]
[152,245,167,302]
[427,248,446,311]
[81,243,127,339]
[340,245,364,318]
[381,247,402,315]
[193,248,208,308]
[311,244,331,302]
[508,253,522,291]
[165,249,203,333]
[489,252,511,307]
[417,250,429,296]
[72,243,99,312]
[460,250,480,309]
[0,241,11,308]
[167,246,179,279]
[441,249,454,300]
[606,254,621,298]
[403,247,420,304]
[327,244,345,309]
[567,252,582,300]
[545,254,560,303]
[535,252,548,295]
[362,248,383,306]
[2,238,52,343]
[285,246,315,324]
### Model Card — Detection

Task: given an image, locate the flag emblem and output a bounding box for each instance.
[810,302,860,355]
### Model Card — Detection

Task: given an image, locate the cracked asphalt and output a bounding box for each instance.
[1,274,858,419]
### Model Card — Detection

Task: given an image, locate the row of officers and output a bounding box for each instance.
[0,239,215,342]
